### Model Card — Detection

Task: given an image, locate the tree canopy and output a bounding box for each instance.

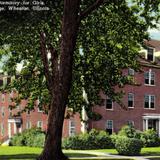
[0,0,159,115]
[0,0,159,159]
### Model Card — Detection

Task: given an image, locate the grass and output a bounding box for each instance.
[141,147,160,156]
[0,146,159,159]
[87,147,160,156]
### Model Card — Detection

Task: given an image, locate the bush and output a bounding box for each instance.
[10,127,45,147]
[115,136,143,156]
[9,133,25,146]
[31,133,45,147]
[140,129,160,147]
[118,125,141,139]
[62,129,114,150]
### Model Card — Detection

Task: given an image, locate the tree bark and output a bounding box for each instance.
[37,0,80,160]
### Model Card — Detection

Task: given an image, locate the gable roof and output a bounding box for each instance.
[144,39,160,52]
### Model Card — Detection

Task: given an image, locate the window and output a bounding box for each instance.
[128,68,134,76]
[127,120,134,127]
[128,93,134,108]
[69,120,76,136]
[37,121,43,129]
[9,108,12,117]
[106,98,113,110]
[144,70,155,85]
[0,123,4,136]
[106,120,113,134]
[26,121,31,129]
[1,107,4,117]
[147,48,154,61]
[144,95,155,109]
[2,94,5,102]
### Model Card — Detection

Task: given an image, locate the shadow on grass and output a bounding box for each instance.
[0,153,97,160]
[65,153,97,157]
[142,152,160,156]
[0,154,38,160]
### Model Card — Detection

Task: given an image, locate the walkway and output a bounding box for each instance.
[68,150,155,160]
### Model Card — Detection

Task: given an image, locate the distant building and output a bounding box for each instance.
[0,75,81,142]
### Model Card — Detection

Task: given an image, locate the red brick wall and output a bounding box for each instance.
[90,65,160,133]
[0,93,82,141]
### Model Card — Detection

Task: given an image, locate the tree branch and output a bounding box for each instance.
[40,32,53,93]
[80,0,105,20]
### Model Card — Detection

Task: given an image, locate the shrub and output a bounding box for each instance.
[140,129,160,147]
[115,136,143,156]
[10,133,25,146]
[96,130,114,149]
[31,133,45,147]
[10,127,45,147]
[62,135,84,150]
[118,125,141,138]
[62,129,114,150]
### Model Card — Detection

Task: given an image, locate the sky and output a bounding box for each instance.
[149,27,160,40]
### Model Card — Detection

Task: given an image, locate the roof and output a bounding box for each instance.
[144,39,160,52]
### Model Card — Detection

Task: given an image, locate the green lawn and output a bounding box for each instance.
[88,147,160,156]
[0,146,159,160]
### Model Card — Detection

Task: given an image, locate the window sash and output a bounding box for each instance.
[106,99,113,109]
[144,71,155,85]
[106,120,113,129]
[147,48,154,61]
[69,120,76,136]
[128,68,134,76]
[144,95,155,109]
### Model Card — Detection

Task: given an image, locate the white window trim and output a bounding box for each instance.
[128,93,134,108]
[69,120,76,136]
[144,70,155,86]
[128,68,135,76]
[146,47,155,62]
[106,98,113,110]
[26,121,32,129]
[106,120,113,132]
[37,121,43,129]
[144,94,155,109]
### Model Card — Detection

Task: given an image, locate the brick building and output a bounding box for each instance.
[0,84,82,141]
[90,39,160,136]
[0,39,160,142]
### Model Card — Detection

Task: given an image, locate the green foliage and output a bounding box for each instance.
[10,128,45,148]
[118,125,142,139]
[0,1,159,118]
[9,133,25,146]
[115,136,143,156]
[116,126,160,148]
[140,129,160,147]
[62,129,114,150]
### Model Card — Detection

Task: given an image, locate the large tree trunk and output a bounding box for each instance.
[38,0,80,160]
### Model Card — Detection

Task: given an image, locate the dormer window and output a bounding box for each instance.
[147,48,154,61]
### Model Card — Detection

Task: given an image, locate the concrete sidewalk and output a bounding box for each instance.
[68,150,153,160]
